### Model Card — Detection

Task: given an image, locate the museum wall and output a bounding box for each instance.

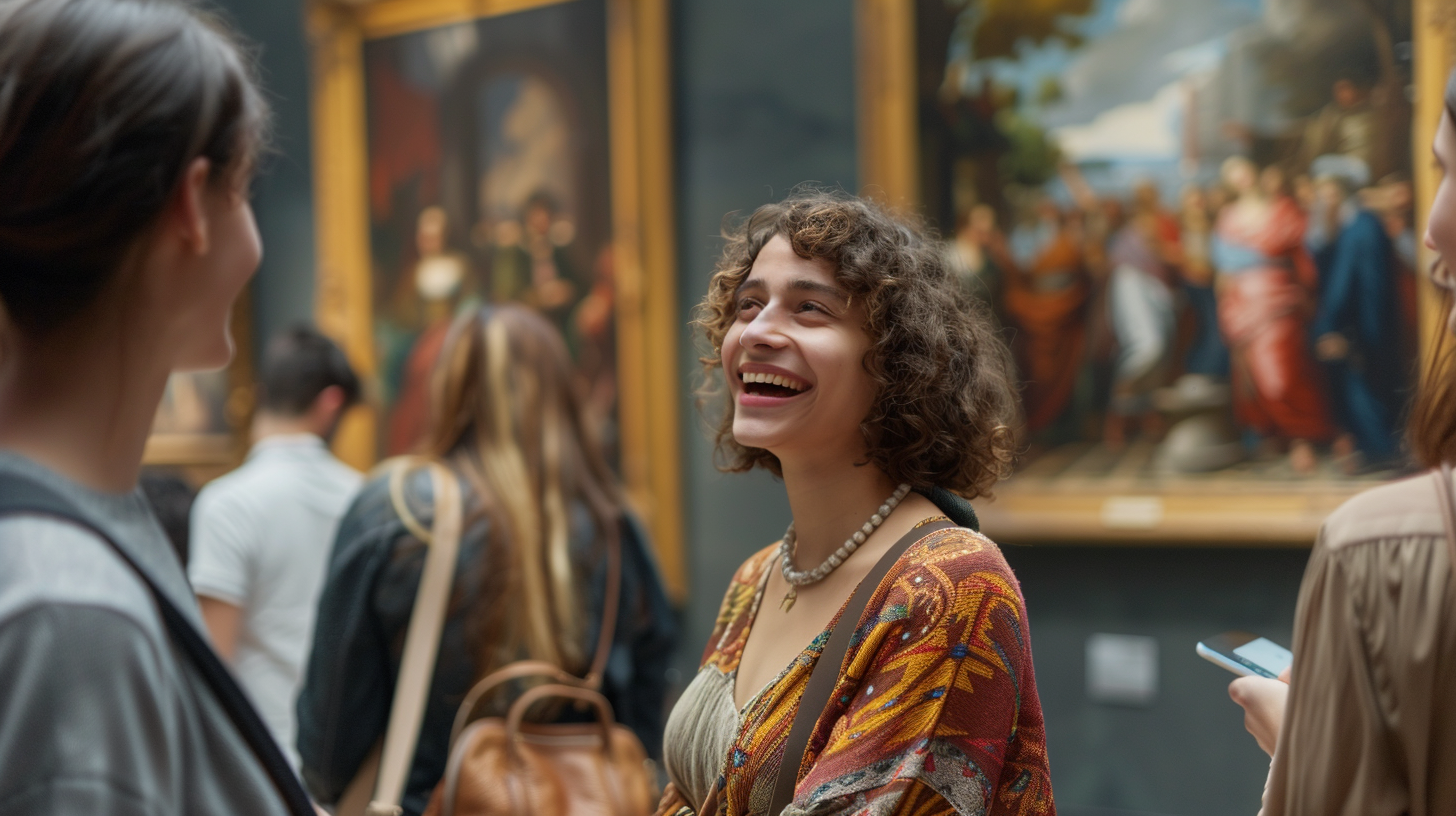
[216,0,1309,813]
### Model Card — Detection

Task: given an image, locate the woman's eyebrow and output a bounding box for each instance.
[785,278,850,304]
[734,276,850,306]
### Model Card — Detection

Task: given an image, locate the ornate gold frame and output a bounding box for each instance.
[856,0,1454,545]
[305,0,684,594]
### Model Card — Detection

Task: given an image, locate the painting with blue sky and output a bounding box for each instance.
[918,0,1417,479]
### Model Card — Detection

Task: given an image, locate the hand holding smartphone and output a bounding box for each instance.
[1196,631,1292,678]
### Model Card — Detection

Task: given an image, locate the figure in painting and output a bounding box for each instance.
[1211,156,1333,473]
[386,206,472,455]
[1296,77,1377,176]
[1003,195,1089,438]
[1104,182,1179,447]
[489,191,583,345]
[944,203,1005,321]
[1178,185,1228,378]
[1305,156,1406,469]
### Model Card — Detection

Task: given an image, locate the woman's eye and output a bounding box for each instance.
[798,301,828,314]
[736,298,761,313]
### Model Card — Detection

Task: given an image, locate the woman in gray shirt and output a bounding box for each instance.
[0,1,312,813]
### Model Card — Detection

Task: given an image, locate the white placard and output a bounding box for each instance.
[1101,496,1164,530]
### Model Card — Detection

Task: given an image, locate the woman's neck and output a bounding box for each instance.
[0,322,171,493]
[780,454,900,567]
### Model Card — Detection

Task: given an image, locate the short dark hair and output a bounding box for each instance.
[258,326,360,417]
[695,190,1019,498]
[0,0,269,335]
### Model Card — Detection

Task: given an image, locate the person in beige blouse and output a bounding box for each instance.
[1228,67,1456,816]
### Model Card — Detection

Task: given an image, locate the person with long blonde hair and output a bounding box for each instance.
[297,304,676,816]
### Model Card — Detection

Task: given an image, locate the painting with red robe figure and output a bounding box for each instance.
[916,0,1419,482]
[362,0,618,460]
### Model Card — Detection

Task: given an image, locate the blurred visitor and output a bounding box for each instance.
[1228,68,1456,815]
[139,467,198,566]
[190,326,363,769]
[297,305,676,816]
[0,0,317,813]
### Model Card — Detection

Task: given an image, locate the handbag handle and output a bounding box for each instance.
[504,684,619,754]
[449,660,586,746]
[766,518,957,814]
[366,462,464,816]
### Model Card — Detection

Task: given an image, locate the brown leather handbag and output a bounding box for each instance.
[418,497,656,816]
[346,462,654,816]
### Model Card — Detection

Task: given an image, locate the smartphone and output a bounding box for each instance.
[1196,631,1292,678]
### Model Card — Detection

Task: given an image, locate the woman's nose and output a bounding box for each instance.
[1427,230,1439,252]
[738,307,788,350]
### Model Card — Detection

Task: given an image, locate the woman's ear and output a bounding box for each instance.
[169,157,214,256]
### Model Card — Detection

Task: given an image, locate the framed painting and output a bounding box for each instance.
[859,0,1454,544]
[142,294,254,473]
[306,0,683,592]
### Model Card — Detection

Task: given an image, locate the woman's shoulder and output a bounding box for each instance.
[892,522,1020,591]
[1321,471,1448,552]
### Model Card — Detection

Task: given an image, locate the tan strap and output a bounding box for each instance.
[767,518,956,814]
[366,463,464,816]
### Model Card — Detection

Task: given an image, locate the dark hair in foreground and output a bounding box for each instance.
[0,0,269,335]
[1410,69,1456,467]
[695,190,1019,499]
[259,326,361,416]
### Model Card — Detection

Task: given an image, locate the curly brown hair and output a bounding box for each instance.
[694,190,1019,498]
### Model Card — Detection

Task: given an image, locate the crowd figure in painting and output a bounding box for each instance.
[948,154,1418,474]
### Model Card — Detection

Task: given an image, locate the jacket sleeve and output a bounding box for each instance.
[295,489,397,806]
[1262,532,1435,816]
[787,542,1053,816]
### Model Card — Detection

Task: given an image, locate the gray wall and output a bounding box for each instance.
[224,0,1313,813]
[216,0,318,355]
[670,0,858,681]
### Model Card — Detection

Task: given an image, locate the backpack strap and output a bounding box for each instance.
[767,517,957,814]
[0,474,316,816]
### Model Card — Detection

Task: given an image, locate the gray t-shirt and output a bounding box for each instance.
[0,452,290,816]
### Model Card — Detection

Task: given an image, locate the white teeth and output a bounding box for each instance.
[742,371,805,391]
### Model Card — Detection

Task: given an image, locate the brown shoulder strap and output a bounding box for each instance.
[1435,464,1456,577]
[767,518,957,814]
[584,520,623,688]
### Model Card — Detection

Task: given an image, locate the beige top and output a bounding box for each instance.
[662,664,740,809]
[1264,471,1456,816]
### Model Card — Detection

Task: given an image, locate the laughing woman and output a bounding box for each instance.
[658,192,1055,816]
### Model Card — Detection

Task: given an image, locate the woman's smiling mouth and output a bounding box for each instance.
[737,366,812,404]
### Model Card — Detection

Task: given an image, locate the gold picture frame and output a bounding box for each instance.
[305,0,684,593]
[142,293,255,480]
[857,0,1454,545]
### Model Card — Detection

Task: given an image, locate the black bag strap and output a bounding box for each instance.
[767,517,958,814]
[0,474,316,816]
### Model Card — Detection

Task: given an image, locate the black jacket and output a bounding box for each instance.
[296,466,678,816]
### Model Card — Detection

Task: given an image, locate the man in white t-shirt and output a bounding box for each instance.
[190,326,363,768]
